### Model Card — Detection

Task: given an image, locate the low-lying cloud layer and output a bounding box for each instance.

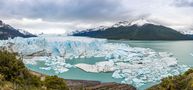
[0,0,193,34]
[174,0,193,7]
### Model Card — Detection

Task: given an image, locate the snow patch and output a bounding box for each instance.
[18,29,34,35]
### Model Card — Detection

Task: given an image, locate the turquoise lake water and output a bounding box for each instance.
[26,40,193,90]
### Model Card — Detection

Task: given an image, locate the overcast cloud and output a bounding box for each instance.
[0,0,193,34]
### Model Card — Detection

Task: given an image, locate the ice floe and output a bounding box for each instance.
[24,56,73,74]
[75,55,189,87]
[75,61,115,72]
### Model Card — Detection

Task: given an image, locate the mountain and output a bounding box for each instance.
[72,19,192,40]
[178,29,193,35]
[0,20,36,40]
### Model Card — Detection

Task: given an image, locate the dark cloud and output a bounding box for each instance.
[0,0,132,22]
[174,0,193,7]
[1,0,193,34]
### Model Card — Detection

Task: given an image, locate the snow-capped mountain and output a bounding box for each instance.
[71,19,157,33]
[130,19,151,26]
[70,19,157,35]
[0,20,36,40]
[18,29,35,36]
[112,19,157,28]
[71,19,192,40]
[0,20,15,29]
[179,30,193,35]
[177,26,193,35]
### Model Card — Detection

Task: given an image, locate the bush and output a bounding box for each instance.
[184,69,193,76]
[0,51,26,81]
[147,69,193,90]
[44,75,68,90]
[0,50,69,90]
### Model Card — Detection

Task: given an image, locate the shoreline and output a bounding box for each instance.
[29,69,136,90]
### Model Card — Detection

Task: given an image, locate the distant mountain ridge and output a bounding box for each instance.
[72,19,193,40]
[0,20,36,40]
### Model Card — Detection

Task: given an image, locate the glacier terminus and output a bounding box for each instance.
[0,36,189,88]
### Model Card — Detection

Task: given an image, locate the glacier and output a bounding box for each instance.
[0,36,189,88]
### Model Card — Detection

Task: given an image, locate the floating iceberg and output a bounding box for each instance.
[0,36,189,87]
[23,56,73,74]
[75,53,189,87]
[75,61,115,72]
[190,53,193,56]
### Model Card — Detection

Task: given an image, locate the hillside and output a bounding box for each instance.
[72,19,192,40]
[0,20,36,40]
[0,50,68,90]
[147,69,193,90]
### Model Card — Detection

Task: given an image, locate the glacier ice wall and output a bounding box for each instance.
[0,36,106,57]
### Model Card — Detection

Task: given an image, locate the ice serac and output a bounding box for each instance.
[0,36,189,88]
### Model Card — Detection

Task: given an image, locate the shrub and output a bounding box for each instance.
[0,50,69,90]
[0,51,41,89]
[44,75,68,90]
[147,69,193,90]
[0,51,26,81]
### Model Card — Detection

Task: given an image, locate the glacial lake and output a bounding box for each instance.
[26,40,193,90]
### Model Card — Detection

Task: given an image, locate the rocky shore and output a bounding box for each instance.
[29,70,136,90]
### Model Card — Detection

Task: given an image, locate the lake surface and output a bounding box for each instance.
[26,40,193,90]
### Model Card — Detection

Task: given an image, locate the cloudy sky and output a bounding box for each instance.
[0,0,193,34]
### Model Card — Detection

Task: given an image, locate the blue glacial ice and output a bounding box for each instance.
[0,36,189,87]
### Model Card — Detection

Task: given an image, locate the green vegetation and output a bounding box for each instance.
[147,69,193,90]
[0,50,68,90]
[44,76,68,90]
